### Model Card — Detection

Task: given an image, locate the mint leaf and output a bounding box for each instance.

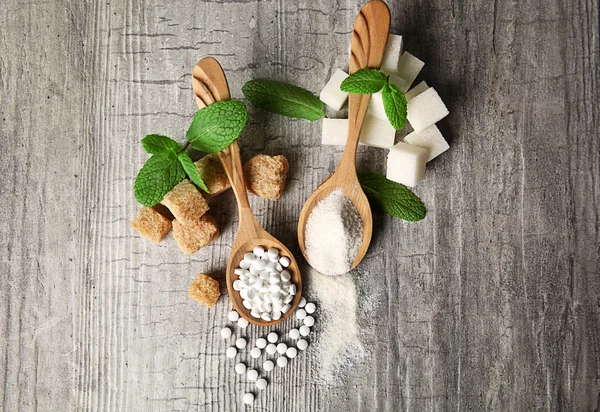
[242,80,325,121]
[340,68,387,94]
[381,83,407,130]
[134,152,185,206]
[186,100,248,153]
[358,171,425,221]
[178,151,210,194]
[142,134,182,154]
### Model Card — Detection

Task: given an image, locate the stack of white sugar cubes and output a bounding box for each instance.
[319,34,450,187]
[233,246,297,322]
[220,298,317,406]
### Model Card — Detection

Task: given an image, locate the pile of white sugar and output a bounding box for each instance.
[304,189,363,275]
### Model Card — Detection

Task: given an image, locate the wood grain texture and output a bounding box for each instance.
[0,0,598,411]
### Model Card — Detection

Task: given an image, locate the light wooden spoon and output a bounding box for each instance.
[297,0,390,272]
[192,57,302,326]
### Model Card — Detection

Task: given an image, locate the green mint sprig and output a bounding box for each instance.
[134,100,248,206]
[341,68,408,130]
[358,171,425,221]
[242,80,325,121]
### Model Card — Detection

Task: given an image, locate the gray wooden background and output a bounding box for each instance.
[1,0,599,410]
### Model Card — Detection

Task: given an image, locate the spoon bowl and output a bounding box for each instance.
[298,0,390,272]
[192,57,302,326]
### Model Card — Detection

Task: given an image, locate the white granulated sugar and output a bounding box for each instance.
[304,189,363,275]
[307,269,365,383]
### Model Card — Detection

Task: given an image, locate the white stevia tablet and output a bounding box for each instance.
[256,378,268,390]
[238,318,249,328]
[267,332,278,343]
[267,248,279,258]
[305,302,316,314]
[286,347,298,359]
[380,34,404,74]
[234,268,245,276]
[275,262,283,272]
[269,277,281,286]
[276,343,288,354]
[397,51,425,91]
[233,280,242,291]
[250,310,261,319]
[406,87,449,133]
[280,271,291,281]
[243,392,254,405]
[261,313,272,322]
[250,348,262,359]
[319,68,350,111]
[299,325,310,336]
[239,289,249,301]
[259,271,269,280]
[268,254,279,262]
[266,343,277,355]
[252,259,267,271]
[235,362,246,374]
[243,300,253,310]
[244,252,256,262]
[228,311,240,322]
[296,309,307,320]
[279,256,290,267]
[253,246,265,257]
[297,339,308,351]
[405,81,428,101]
[263,360,275,372]
[304,316,315,327]
[289,284,297,295]
[256,338,267,349]
[247,369,258,381]
[284,294,294,304]
[403,124,449,162]
[281,304,291,313]
[226,347,237,358]
[236,338,247,349]
[386,142,428,187]
[221,327,232,339]
[289,328,300,339]
[298,297,307,308]
[240,259,251,270]
[272,310,282,320]
[277,356,288,368]
[249,266,260,276]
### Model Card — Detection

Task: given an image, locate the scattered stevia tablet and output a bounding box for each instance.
[276,343,287,354]
[253,246,265,257]
[289,328,300,340]
[256,338,267,349]
[266,344,277,355]
[250,348,262,359]
[286,347,298,359]
[296,309,307,320]
[297,339,308,351]
[304,316,315,327]
[279,256,290,267]
[238,318,249,328]
[228,311,240,322]
[305,302,316,314]
[263,360,274,372]
[235,363,246,374]
[226,347,237,358]
[277,356,288,368]
[299,325,310,337]
[236,338,247,349]
[247,369,258,381]
[298,297,307,308]
[243,393,254,405]
[221,327,232,339]
[267,332,278,343]
[256,378,268,390]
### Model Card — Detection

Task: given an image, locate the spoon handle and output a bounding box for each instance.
[218,142,252,212]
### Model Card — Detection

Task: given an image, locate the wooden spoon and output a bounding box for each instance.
[192,57,302,326]
[297,0,390,272]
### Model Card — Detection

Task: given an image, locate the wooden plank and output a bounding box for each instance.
[0,0,598,410]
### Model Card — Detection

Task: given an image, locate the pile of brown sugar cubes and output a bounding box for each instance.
[131,153,290,255]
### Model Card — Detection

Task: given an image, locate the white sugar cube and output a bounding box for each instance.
[407,87,449,133]
[397,52,424,92]
[404,81,428,101]
[386,142,428,187]
[320,69,349,111]
[403,124,449,162]
[380,34,404,74]
[366,91,386,120]
[322,115,396,148]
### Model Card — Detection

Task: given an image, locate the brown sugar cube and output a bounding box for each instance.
[188,273,220,307]
[161,179,209,224]
[194,153,232,197]
[172,214,220,254]
[243,154,289,200]
[131,206,172,243]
